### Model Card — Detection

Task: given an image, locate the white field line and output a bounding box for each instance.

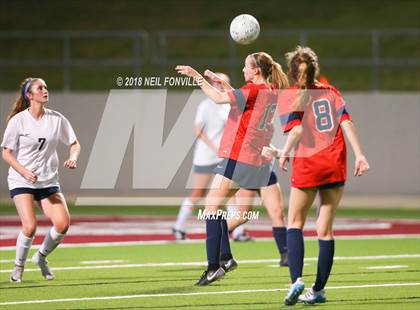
[363,265,408,269]
[0,234,419,251]
[80,260,128,265]
[1,254,419,273]
[1,282,419,306]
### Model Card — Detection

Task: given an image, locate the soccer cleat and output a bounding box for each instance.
[284,277,305,306]
[233,232,253,242]
[279,252,288,267]
[32,252,55,280]
[172,228,186,240]
[298,287,326,304]
[195,267,225,286]
[220,258,238,273]
[10,265,24,283]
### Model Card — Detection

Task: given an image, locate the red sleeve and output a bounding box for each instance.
[332,87,352,123]
[227,84,254,111]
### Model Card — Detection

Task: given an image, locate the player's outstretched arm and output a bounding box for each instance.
[204,70,234,91]
[175,65,231,104]
[341,120,370,176]
[63,140,81,169]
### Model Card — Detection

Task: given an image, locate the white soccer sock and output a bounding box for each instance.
[15,231,33,267]
[231,224,245,239]
[226,204,246,238]
[174,198,194,231]
[39,227,65,256]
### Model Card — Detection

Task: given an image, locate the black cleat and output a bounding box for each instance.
[172,228,186,240]
[221,258,238,273]
[195,267,225,286]
[280,252,288,267]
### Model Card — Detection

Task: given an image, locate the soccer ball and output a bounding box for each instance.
[229,14,260,45]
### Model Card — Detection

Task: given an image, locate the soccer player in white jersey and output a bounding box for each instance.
[1,77,81,282]
[173,73,251,242]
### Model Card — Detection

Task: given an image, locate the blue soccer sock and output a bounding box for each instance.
[313,239,335,291]
[206,217,222,271]
[272,226,287,254]
[220,219,233,261]
[287,228,304,283]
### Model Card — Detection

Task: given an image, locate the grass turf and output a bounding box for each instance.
[0,238,419,309]
[0,203,419,219]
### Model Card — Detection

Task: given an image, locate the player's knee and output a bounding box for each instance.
[55,216,70,234]
[22,222,37,237]
[316,226,333,239]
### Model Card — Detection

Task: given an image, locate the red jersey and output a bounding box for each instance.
[279,83,352,188]
[218,83,277,166]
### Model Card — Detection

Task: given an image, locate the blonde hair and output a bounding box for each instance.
[250,52,289,89]
[7,77,41,122]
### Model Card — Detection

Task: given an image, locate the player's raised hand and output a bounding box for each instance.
[64,159,77,169]
[175,65,200,79]
[354,154,369,176]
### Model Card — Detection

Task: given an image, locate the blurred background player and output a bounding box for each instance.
[1,78,80,282]
[273,46,370,305]
[172,73,252,242]
[176,51,289,286]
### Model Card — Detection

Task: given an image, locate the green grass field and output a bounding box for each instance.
[1,237,419,309]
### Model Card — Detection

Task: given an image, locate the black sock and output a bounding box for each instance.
[220,219,233,261]
[313,239,335,291]
[272,227,287,254]
[206,217,222,271]
[287,228,304,283]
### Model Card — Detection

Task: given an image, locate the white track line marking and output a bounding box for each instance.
[1,254,419,273]
[0,259,14,263]
[80,260,128,265]
[363,265,408,269]
[0,234,418,251]
[1,282,419,306]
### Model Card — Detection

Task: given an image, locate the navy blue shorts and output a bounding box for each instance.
[193,163,219,174]
[213,158,278,190]
[10,187,61,201]
[319,181,345,189]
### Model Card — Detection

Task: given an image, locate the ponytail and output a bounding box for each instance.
[6,78,36,122]
[251,52,289,89]
[285,46,319,110]
[269,61,289,89]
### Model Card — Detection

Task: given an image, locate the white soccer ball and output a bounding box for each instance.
[229,14,260,45]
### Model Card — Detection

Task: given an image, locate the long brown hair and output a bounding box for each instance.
[251,52,289,89]
[285,46,319,110]
[7,77,39,122]
[285,46,319,88]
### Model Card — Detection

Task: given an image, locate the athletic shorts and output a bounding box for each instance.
[193,163,220,174]
[213,158,277,190]
[10,186,61,201]
[293,181,345,190]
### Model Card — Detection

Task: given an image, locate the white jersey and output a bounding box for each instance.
[1,108,77,190]
[193,98,229,166]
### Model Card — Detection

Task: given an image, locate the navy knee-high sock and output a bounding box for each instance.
[220,219,233,261]
[272,227,287,254]
[287,228,304,283]
[313,239,335,291]
[206,217,222,271]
